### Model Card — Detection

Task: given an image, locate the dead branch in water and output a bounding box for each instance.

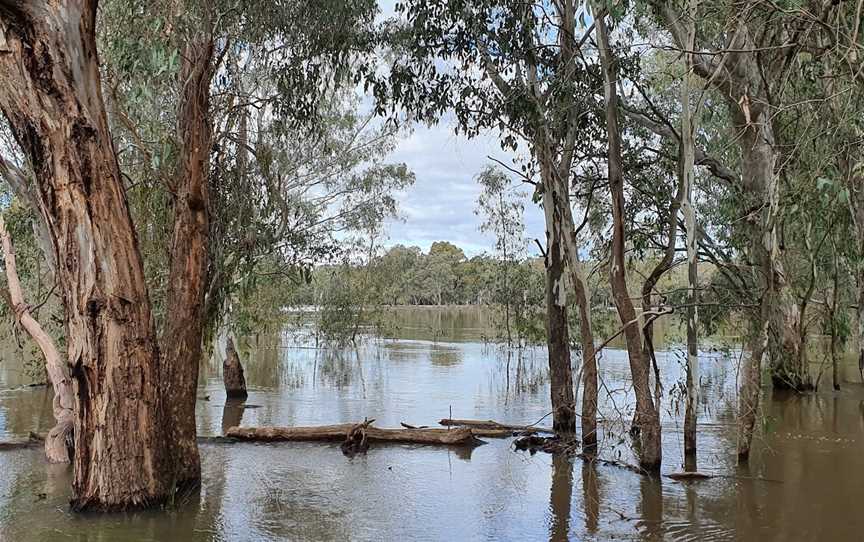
[225,422,483,446]
[438,418,555,434]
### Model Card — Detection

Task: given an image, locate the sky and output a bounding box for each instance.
[374,0,545,258]
[381,124,546,257]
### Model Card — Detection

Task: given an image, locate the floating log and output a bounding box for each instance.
[439,418,555,434]
[402,421,519,439]
[665,471,714,481]
[0,433,44,450]
[225,423,482,446]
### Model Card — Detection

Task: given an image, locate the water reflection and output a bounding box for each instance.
[581,461,600,534]
[548,455,573,541]
[221,398,245,434]
[2,310,864,540]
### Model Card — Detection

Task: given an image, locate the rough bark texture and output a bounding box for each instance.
[542,175,576,436]
[0,3,170,510]
[0,214,72,463]
[160,39,215,489]
[226,424,479,445]
[595,13,661,471]
[223,337,248,399]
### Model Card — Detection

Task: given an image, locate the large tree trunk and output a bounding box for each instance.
[595,13,661,471]
[541,172,577,436]
[740,117,806,392]
[0,215,72,463]
[0,4,171,510]
[160,39,215,490]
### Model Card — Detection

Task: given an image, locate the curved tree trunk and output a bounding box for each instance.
[595,12,661,471]
[0,4,171,510]
[160,38,215,490]
[0,215,72,463]
[223,337,248,399]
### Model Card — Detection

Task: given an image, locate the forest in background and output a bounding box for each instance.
[0,0,862,513]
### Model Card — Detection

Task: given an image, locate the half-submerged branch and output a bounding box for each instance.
[0,215,73,463]
[438,418,555,434]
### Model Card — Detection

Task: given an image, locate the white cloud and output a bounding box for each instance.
[382,122,545,256]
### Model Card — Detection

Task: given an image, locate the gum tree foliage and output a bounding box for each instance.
[475,165,529,344]
[98,0,413,341]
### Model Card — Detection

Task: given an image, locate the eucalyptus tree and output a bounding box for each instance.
[475,166,529,345]
[594,9,662,469]
[0,0,386,511]
[626,0,864,458]
[373,0,603,440]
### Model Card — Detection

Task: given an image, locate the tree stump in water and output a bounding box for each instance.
[514,435,580,455]
[341,419,373,456]
[224,338,248,399]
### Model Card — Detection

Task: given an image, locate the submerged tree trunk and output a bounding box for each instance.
[737,319,768,460]
[858,266,864,382]
[223,337,248,399]
[680,7,699,461]
[572,256,597,452]
[542,179,576,436]
[559,213,597,451]
[0,4,171,510]
[830,246,841,391]
[0,215,72,463]
[595,13,661,471]
[160,38,215,490]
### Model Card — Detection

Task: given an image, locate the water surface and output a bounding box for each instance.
[0,308,862,541]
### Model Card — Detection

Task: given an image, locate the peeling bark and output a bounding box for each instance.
[595,12,661,471]
[654,2,809,460]
[0,3,170,510]
[541,173,577,436]
[680,3,699,461]
[160,38,215,490]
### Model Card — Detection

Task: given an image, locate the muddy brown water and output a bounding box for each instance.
[0,307,862,541]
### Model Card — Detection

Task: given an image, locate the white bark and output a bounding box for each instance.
[0,214,72,463]
[682,0,699,460]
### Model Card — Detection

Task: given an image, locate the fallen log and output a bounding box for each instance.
[402,421,521,439]
[439,418,554,434]
[666,471,713,481]
[0,438,41,450]
[225,423,482,446]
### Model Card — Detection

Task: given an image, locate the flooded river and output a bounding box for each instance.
[0,307,863,540]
